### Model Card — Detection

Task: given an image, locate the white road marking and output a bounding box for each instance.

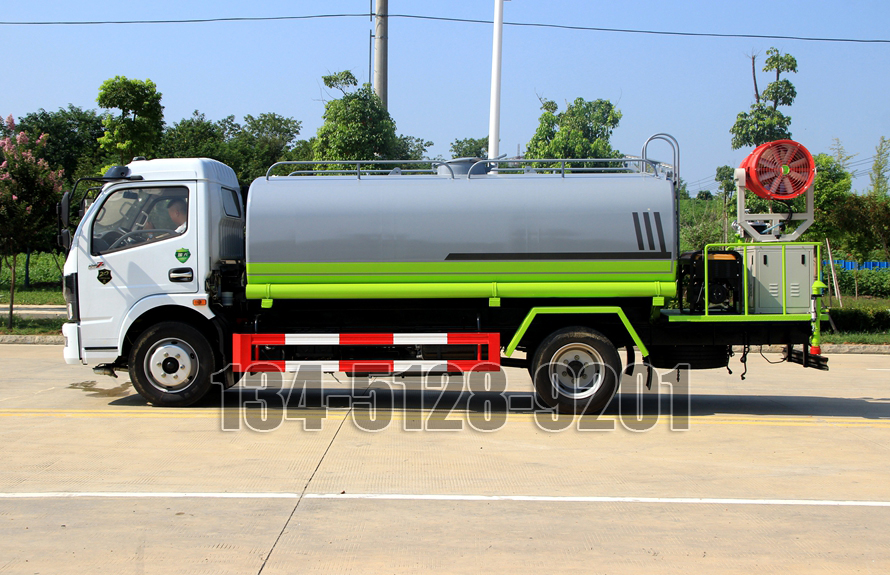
[1,492,889,508]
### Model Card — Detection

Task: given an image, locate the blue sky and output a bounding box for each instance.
[2,1,888,194]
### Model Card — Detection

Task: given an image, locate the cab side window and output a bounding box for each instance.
[91,187,189,255]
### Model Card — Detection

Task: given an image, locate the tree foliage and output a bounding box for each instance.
[730,104,792,150]
[832,139,890,263]
[17,105,104,184]
[730,48,797,149]
[450,136,488,159]
[159,111,303,185]
[0,115,64,327]
[314,75,398,162]
[313,71,429,165]
[226,113,302,181]
[869,136,889,198]
[97,76,165,165]
[526,97,622,164]
[158,111,226,160]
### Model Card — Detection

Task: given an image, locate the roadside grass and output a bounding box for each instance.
[0,316,66,335]
[2,252,66,307]
[822,332,890,345]
[0,284,66,306]
[824,296,890,310]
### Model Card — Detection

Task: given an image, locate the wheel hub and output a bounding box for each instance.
[145,340,198,392]
[549,343,605,400]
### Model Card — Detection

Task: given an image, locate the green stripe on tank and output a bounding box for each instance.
[246,260,675,285]
[245,281,678,300]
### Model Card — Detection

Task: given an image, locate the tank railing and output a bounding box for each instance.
[267,160,454,180]
[266,157,664,180]
[467,158,661,179]
[641,133,679,186]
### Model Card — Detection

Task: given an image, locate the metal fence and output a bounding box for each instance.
[823,260,890,271]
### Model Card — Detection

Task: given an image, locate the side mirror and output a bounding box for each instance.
[79,197,93,218]
[59,192,70,228]
[57,229,71,251]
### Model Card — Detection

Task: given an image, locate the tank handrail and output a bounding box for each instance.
[267,159,454,180]
[467,157,661,179]
[266,156,666,181]
[641,133,679,186]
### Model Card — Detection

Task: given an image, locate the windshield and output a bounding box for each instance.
[90,186,189,255]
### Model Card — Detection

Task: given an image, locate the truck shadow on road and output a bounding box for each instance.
[105,384,890,420]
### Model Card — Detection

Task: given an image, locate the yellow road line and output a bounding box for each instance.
[0,409,888,428]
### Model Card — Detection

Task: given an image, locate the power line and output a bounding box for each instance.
[0,14,370,26]
[0,12,888,44]
[393,14,890,44]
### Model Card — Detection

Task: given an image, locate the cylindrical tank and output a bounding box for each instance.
[245,171,677,300]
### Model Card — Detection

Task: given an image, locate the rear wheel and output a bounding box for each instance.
[129,322,215,407]
[531,327,621,414]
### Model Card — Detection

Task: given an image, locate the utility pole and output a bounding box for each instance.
[374,0,388,109]
[488,0,505,160]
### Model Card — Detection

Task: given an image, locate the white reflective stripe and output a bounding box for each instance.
[285,334,340,345]
[284,361,340,372]
[393,333,448,345]
[393,360,451,372]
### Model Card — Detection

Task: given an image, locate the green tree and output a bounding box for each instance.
[730,48,797,149]
[714,165,737,242]
[450,136,488,159]
[313,71,400,163]
[839,139,890,264]
[679,196,723,251]
[869,136,889,199]
[0,115,64,327]
[158,110,226,160]
[398,136,434,161]
[17,105,104,184]
[159,111,303,185]
[226,113,302,182]
[829,137,857,170]
[526,97,622,166]
[97,76,165,165]
[806,154,853,247]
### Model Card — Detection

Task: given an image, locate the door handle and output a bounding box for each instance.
[169,268,193,282]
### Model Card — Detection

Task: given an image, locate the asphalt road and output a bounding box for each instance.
[1,345,889,574]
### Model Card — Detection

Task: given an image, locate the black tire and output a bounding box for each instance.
[129,322,215,407]
[531,327,622,414]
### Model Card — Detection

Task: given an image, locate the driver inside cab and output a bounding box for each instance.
[166,199,188,234]
[144,198,188,235]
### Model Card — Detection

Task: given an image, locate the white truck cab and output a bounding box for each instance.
[61,158,243,404]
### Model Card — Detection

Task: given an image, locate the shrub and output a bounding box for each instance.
[824,266,890,299]
[827,307,890,333]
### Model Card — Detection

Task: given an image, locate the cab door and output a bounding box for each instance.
[77,184,199,352]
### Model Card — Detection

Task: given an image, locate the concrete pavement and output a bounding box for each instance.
[0,345,889,573]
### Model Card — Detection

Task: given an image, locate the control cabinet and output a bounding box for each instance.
[746,245,815,314]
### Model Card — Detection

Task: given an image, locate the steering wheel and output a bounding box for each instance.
[108,229,177,250]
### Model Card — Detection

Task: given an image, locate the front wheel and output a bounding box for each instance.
[531,327,622,414]
[129,322,215,407]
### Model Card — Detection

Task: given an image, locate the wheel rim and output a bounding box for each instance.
[547,343,607,400]
[144,338,199,393]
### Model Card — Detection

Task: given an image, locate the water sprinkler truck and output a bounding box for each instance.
[57,135,829,411]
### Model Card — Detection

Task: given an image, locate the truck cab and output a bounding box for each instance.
[61,158,243,404]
